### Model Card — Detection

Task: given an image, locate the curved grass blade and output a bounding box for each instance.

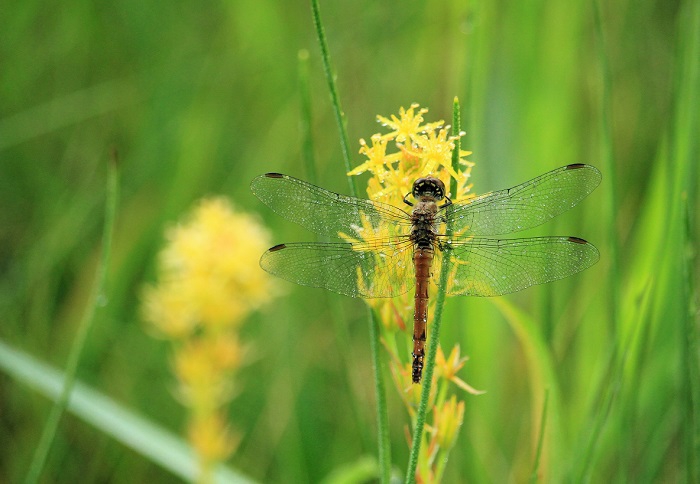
[0,339,254,484]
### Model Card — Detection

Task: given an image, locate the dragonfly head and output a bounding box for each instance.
[412,176,446,201]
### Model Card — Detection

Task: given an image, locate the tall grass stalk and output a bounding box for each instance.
[309,1,391,481]
[25,152,119,484]
[405,100,462,484]
[297,47,373,451]
[310,0,356,197]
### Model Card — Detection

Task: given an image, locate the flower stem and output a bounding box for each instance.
[450,97,461,198]
[310,0,357,197]
[309,1,390,480]
[405,99,462,483]
[405,245,451,484]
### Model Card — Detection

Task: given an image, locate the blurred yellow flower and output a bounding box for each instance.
[188,413,238,464]
[146,197,275,333]
[141,196,274,483]
[434,395,465,450]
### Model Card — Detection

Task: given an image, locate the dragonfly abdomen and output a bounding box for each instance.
[409,192,442,384]
[412,247,434,383]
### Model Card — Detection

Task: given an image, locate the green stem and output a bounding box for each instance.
[405,246,451,484]
[405,99,461,484]
[310,0,357,197]
[25,151,119,484]
[309,1,390,481]
[450,97,461,198]
[298,47,373,451]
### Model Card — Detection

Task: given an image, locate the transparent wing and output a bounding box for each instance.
[260,237,416,298]
[438,236,600,297]
[251,173,412,239]
[445,164,601,236]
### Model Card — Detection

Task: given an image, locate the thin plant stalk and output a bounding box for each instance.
[310,0,357,197]
[25,151,119,484]
[405,242,451,484]
[405,99,462,483]
[297,47,373,451]
[309,1,390,480]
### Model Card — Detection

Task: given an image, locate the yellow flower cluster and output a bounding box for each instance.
[142,197,275,481]
[349,104,482,481]
[349,103,474,207]
[144,198,274,338]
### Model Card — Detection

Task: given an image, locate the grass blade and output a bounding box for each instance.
[530,389,550,483]
[0,339,254,484]
[24,152,119,484]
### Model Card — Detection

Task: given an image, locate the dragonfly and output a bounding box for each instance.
[251,164,601,384]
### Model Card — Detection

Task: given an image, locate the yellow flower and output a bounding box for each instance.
[434,395,465,450]
[188,413,238,464]
[347,103,475,351]
[141,197,274,481]
[351,104,482,480]
[143,198,275,334]
[436,345,485,395]
[174,337,242,408]
[348,134,401,179]
[376,103,443,143]
[351,104,474,208]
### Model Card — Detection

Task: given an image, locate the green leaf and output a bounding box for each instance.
[0,339,255,484]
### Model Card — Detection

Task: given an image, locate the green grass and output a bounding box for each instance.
[1,0,698,482]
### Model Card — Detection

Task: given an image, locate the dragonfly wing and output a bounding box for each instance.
[446,164,601,236]
[439,236,600,297]
[251,173,412,239]
[260,238,415,298]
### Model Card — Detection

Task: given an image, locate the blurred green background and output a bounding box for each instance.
[1,0,698,482]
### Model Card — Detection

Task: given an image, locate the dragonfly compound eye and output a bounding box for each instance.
[412,177,446,200]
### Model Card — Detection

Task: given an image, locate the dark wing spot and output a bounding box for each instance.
[265,173,284,178]
[269,243,287,251]
[565,163,586,170]
[567,236,588,244]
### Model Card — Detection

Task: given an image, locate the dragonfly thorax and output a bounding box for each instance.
[412,176,445,201]
[410,199,440,250]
